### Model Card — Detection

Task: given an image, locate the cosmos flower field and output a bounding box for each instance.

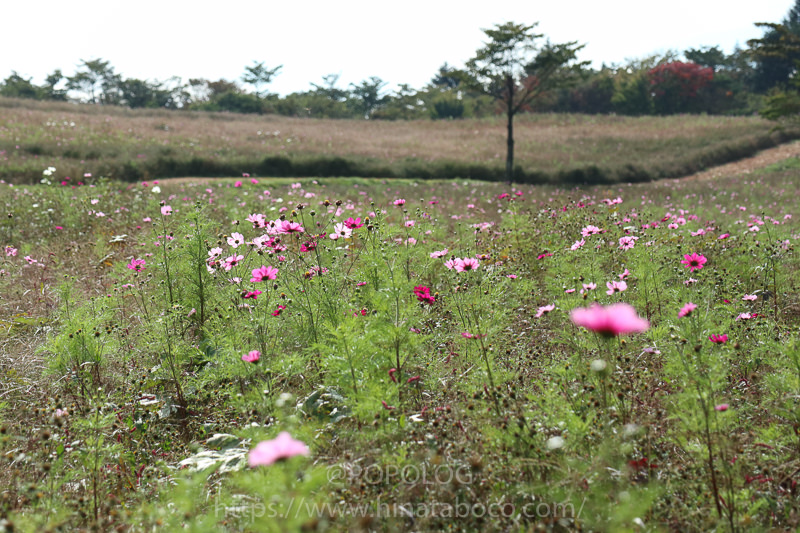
[0,165,799,532]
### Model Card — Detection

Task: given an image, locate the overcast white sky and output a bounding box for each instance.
[2,0,793,96]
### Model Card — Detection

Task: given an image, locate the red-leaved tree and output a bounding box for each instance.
[647,61,713,114]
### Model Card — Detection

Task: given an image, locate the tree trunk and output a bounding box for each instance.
[505,73,515,182]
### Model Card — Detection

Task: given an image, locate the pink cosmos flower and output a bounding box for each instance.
[161,205,172,216]
[243,290,262,299]
[430,248,449,259]
[248,432,309,467]
[329,222,352,240]
[618,236,638,250]
[234,181,243,188]
[680,252,707,272]
[718,233,730,239]
[242,350,260,363]
[709,334,728,344]
[5,246,18,257]
[223,254,244,271]
[570,303,649,337]
[404,220,415,227]
[250,265,279,282]
[444,259,458,270]
[461,332,487,339]
[127,258,146,272]
[714,404,729,412]
[272,305,286,317]
[570,239,585,251]
[278,220,304,234]
[678,302,697,318]
[535,304,555,318]
[454,257,480,272]
[227,232,245,248]
[619,269,630,280]
[393,199,406,206]
[742,294,757,301]
[736,313,753,321]
[581,225,601,237]
[606,280,627,295]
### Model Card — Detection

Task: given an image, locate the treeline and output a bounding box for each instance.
[3,7,800,120]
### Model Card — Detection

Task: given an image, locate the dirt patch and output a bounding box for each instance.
[681,140,800,182]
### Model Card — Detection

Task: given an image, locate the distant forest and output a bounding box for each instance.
[4,3,800,121]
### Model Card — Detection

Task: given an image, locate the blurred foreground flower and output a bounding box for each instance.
[249,432,309,466]
[570,303,649,337]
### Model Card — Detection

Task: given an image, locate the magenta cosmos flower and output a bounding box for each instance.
[127,258,146,272]
[681,252,707,272]
[709,334,728,344]
[248,432,310,466]
[570,303,649,337]
[250,265,278,282]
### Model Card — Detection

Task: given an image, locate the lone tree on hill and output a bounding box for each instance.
[462,22,586,181]
[242,61,282,98]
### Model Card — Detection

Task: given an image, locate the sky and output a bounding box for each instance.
[2,0,794,96]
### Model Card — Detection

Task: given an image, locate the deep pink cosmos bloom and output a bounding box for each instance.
[709,334,728,344]
[343,217,364,229]
[455,258,480,272]
[272,305,286,317]
[250,265,278,282]
[243,290,262,299]
[714,404,729,412]
[413,286,436,305]
[678,302,697,318]
[242,350,260,363]
[393,199,406,206]
[570,303,649,337]
[681,252,707,272]
[127,258,146,271]
[248,432,310,467]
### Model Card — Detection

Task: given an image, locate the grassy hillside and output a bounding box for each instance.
[1,97,797,184]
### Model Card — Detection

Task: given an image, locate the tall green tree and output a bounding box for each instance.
[241,61,282,98]
[348,77,388,119]
[67,59,119,104]
[462,22,586,180]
